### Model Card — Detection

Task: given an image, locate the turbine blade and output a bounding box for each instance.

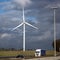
[25,22,38,29]
[11,23,23,31]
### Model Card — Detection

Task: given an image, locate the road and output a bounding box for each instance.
[26,56,60,60]
[0,56,60,60]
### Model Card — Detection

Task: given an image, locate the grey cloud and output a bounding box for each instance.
[47,9,60,24]
[0,0,60,50]
[45,0,60,8]
[13,0,32,7]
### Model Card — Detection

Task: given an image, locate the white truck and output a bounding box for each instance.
[35,49,46,57]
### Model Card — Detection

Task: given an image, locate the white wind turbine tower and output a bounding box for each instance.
[12,7,38,51]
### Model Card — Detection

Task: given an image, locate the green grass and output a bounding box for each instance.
[0,50,35,58]
[46,50,54,56]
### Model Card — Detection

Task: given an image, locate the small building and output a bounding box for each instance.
[35,49,46,57]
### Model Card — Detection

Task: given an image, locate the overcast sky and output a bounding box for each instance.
[0,0,60,50]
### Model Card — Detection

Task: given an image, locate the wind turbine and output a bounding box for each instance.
[12,7,38,51]
[46,5,58,56]
[52,7,58,57]
[49,6,58,56]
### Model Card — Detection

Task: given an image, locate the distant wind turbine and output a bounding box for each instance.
[52,7,58,57]
[46,5,58,56]
[12,7,38,51]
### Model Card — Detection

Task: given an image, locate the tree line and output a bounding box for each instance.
[0,48,34,51]
[52,39,60,52]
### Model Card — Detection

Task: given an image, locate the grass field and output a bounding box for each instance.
[0,50,59,58]
[0,50,35,58]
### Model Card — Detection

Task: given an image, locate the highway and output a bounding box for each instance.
[0,56,60,60]
[0,56,16,58]
[26,56,60,60]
